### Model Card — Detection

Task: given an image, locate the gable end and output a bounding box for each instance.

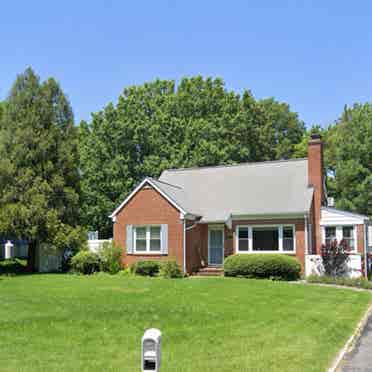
[109,178,187,220]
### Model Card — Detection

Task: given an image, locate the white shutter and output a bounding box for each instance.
[126,225,133,254]
[161,224,168,255]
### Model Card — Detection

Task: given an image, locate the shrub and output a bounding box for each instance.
[131,260,161,276]
[0,259,27,275]
[321,240,350,277]
[71,251,101,275]
[224,254,301,281]
[98,241,122,274]
[118,267,132,277]
[307,275,372,290]
[159,261,183,278]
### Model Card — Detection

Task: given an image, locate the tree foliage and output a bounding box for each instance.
[79,77,305,236]
[258,98,305,159]
[326,104,372,217]
[0,68,84,270]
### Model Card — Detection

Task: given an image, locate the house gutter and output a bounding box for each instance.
[304,214,308,255]
[186,222,198,231]
[230,212,306,220]
[364,220,368,278]
[183,219,186,274]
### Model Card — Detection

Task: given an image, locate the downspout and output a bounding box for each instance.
[183,219,186,274]
[304,214,308,255]
[304,214,309,277]
[364,221,368,278]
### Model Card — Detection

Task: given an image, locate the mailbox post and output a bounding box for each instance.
[5,241,13,260]
[141,328,161,372]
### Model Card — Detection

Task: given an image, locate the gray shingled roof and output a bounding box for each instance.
[157,158,314,222]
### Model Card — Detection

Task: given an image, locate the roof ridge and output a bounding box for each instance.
[149,177,183,190]
[162,157,308,173]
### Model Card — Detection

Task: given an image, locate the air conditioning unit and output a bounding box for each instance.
[327,197,335,207]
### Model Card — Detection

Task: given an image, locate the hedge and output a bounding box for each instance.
[224,254,301,280]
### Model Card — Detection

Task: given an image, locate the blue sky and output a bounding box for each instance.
[1,1,371,127]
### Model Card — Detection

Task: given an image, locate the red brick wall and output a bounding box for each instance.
[185,222,203,273]
[185,220,306,273]
[309,201,316,254]
[231,219,306,270]
[357,224,365,254]
[113,185,184,270]
[308,136,324,254]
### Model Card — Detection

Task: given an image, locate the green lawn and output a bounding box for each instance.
[0,275,370,372]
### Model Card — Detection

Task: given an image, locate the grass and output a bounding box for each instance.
[0,275,371,372]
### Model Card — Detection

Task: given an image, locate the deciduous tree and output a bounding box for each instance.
[326,104,372,217]
[79,77,303,236]
[258,98,305,159]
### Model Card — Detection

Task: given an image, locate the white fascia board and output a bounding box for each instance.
[109,177,187,220]
[321,207,369,220]
[320,207,369,226]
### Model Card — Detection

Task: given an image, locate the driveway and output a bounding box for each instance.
[340,315,372,372]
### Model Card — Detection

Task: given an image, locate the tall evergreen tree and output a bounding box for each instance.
[0,68,84,270]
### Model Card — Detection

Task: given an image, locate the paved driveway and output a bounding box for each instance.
[340,315,372,372]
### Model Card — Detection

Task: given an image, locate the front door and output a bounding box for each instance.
[208,227,224,266]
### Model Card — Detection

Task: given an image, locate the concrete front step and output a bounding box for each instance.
[194,267,224,276]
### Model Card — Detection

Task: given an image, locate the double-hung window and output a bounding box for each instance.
[238,227,250,251]
[134,226,161,253]
[325,226,336,246]
[283,226,295,251]
[342,226,355,250]
[236,225,295,253]
[324,225,356,252]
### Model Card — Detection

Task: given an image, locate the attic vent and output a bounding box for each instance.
[327,197,335,207]
[143,185,152,189]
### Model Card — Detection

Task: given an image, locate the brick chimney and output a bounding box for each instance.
[308,134,324,254]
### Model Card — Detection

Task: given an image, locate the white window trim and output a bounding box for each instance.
[133,225,162,254]
[322,225,358,253]
[235,224,296,254]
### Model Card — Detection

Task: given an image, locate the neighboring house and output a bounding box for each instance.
[110,135,370,276]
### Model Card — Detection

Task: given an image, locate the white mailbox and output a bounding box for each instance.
[141,328,162,372]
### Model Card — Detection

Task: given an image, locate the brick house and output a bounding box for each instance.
[110,135,370,276]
